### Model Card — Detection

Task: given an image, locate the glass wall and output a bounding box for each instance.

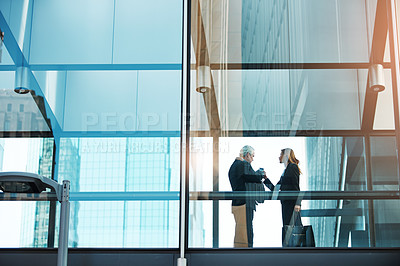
[188,0,400,248]
[0,0,183,248]
[1,0,400,251]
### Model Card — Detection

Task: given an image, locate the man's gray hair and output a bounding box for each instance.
[240,145,255,158]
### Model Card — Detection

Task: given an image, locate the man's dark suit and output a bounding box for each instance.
[228,159,263,247]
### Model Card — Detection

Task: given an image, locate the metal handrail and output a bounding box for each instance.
[2,190,398,201]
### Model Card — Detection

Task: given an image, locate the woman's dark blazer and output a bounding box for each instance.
[264,163,301,205]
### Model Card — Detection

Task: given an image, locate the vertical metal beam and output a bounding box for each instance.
[191,0,222,249]
[178,0,190,265]
[122,139,130,247]
[191,0,221,131]
[212,134,219,248]
[387,0,400,189]
[47,139,58,248]
[57,180,70,266]
[364,134,376,247]
[361,0,388,131]
[335,137,347,247]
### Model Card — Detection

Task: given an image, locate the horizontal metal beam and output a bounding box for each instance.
[5,62,394,72]
[30,64,182,71]
[301,208,364,217]
[199,63,392,70]
[0,130,395,138]
[2,191,399,202]
[58,131,181,138]
[191,130,396,137]
[0,192,59,201]
[69,192,180,201]
[0,131,54,138]
[191,191,400,201]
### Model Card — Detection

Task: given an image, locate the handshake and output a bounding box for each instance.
[256,168,268,180]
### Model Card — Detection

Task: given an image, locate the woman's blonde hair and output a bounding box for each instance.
[282,148,302,174]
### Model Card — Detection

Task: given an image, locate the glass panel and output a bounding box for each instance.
[113,0,182,64]
[0,88,51,132]
[1,0,183,249]
[62,70,181,132]
[62,200,179,248]
[0,138,54,247]
[57,137,180,193]
[191,69,363,131]
[0,70,53,133]
[136,71,182,132]
[0,0,33,57]
[0,0,11,19]
[63,71,137,132]
[189,0,399,250]
[33,71,66,127]
[30,0,114,64]
[0,43,14,65]
[370,137,399,191]
[0,70,14,89]
[374,199,400,247]
[373,70,395,130]
[191,197,399,248]
[201,0,371,64]
[29,0,183,65]
[188,135,398,248]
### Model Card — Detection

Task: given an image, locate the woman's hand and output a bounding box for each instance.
[294,205,301,212]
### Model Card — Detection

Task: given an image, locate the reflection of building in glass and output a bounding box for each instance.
[32,138,54,247]
[304,137,397,247]
[306,137,342,247]
[19,137,200,248]
[369,137,400,247]
[20,138,43,247]
[0,89,50,132]
[64,137,193,247]
[57,138,81,247]
[20,138,80,247]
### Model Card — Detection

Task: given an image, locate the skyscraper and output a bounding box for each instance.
[74,137,183,247]
[20,138,80,247]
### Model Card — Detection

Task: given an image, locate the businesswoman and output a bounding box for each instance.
[264,148,302,227]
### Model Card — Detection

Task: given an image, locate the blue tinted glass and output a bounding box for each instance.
[62,70,181,132]
[71,200,178,247]
[136,71,181,131]
[0,71,14,88]
[113,0,183,64]
[241,0,369,63]
[58,137,180,192]
[29,0,182,64]
[33,71,66,128]
[30,0,114,64]
[63,71,138,131]
[0,44,14,65]
[0,1,11,20]
[51,137,180,247]
[0,0,33,56]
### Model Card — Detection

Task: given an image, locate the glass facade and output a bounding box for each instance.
[188,0,400,249]
[0,0,400,252]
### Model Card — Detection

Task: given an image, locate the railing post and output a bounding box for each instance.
[57,180,70,266]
